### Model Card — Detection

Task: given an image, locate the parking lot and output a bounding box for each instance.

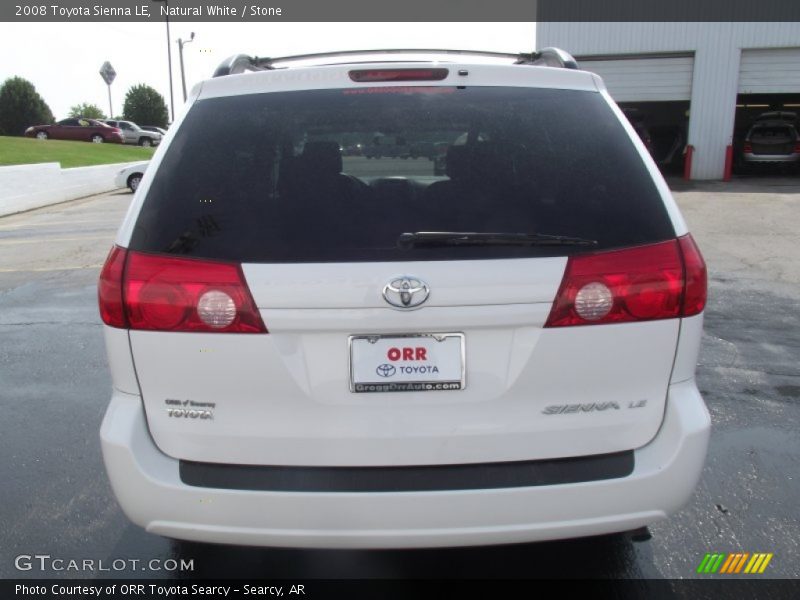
[1,178,798,579]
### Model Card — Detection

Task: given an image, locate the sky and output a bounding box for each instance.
[0,22,536,122]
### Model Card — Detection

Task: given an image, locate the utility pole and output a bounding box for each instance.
[177,32,195,102]
[151,0,175,122]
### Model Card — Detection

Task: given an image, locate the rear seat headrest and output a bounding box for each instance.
[445,145,472,180]
[446,143,513,182]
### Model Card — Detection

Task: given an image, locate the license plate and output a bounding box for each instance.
[349,333,465,393]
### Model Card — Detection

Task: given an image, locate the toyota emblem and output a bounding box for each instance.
[382,276,430,310]
[376,364,396,377]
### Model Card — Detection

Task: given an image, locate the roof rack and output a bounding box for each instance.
[212,47,579,78]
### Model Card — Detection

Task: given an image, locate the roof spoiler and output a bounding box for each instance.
[212,47,579,77]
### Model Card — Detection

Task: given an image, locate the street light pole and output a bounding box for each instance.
[151,0,175,123]
[177,32,195,102]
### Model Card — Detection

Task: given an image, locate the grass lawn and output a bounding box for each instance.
[0,136,155,168]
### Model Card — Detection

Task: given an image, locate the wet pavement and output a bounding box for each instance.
[1,182,798,579]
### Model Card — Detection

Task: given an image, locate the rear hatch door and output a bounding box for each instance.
[125,71,682,466]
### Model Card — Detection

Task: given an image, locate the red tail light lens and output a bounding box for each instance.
[794,142,800,154]
[743,143,753,153]
[545,236,706,328]
[98,246,128,328]
[678,234,707,316]
[97,247,267,333]
[349,68,449,82]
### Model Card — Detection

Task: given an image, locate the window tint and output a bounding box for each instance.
[130,86,674,263]
[58,119,80,126]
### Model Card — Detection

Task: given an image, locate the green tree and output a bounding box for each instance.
[68,102,106,119]
[0,76,55,136]
[122,84,168,127]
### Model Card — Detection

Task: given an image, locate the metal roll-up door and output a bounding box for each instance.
[579,55,695,102]
[738,48,800,94]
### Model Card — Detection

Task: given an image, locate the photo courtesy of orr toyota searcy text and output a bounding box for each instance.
[14,584,299,596]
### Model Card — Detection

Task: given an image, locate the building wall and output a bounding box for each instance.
[537,22,800,179]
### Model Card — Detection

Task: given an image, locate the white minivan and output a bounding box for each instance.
[98,48,710,548]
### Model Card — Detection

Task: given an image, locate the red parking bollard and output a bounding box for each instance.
[683,145,694,181]
[723,144,733,181]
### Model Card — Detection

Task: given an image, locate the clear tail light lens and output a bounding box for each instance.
[545,235,706,328]
[574,282,614,320]
[98,247,267,333]
[197,290,238,329]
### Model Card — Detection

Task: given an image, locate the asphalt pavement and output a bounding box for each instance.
[0,179,798,580]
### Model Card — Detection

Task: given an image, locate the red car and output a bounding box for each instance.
[25,118,124,144]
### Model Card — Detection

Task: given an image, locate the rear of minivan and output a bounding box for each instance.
[98,57,710,547]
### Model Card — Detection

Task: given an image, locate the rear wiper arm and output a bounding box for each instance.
[398,231,598,249]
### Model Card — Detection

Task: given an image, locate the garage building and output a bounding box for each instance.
[536,23,800,179]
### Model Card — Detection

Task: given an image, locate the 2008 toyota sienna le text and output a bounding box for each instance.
[98,48,710,548]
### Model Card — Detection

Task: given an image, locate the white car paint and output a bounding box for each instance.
[101,379,709,548]
[114,162,149,192]
[100,52,710,548]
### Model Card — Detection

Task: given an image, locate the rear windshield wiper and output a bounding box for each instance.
[397,231,598,249]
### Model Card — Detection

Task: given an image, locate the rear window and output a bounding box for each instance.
[749,125,796,139]
[130,86,674,263]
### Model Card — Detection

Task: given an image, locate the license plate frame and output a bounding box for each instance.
[348,332,465,393]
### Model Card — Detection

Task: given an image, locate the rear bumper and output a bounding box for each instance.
[100,380,710,548]
[743,152,800,163]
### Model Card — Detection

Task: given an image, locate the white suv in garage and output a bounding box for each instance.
[98,48,710,548]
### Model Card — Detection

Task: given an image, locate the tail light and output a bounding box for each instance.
[98,247,267,333]
[545,235,706,328]
[794,142,800,154]
[678,234,707,316]
[98,246,128,328]
[743,142,752,153]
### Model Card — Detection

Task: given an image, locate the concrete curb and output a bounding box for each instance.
[0,161,142,218]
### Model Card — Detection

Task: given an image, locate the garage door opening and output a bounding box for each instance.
[732,94,800,177]
[578,54,693,177]
[619,101,689,175]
